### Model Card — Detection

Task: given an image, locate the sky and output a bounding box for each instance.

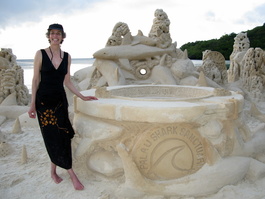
[0,0,264,59]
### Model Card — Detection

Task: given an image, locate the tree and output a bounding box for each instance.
[180,25,265,60]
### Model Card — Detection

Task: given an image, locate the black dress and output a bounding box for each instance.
[36,49,75,170]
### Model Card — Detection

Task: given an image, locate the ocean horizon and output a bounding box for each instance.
[18,58,95,92]
[17,58,230,92]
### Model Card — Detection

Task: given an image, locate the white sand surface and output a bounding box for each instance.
[0,118,120,199]
[1,109,265,199]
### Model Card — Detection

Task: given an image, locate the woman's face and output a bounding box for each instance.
[49,29,63,44]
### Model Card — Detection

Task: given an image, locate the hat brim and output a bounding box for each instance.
[48,24,64,31]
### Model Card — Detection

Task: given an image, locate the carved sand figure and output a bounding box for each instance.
[150,54,177,84]
[0,48,17,67]
[92,31,179,87]
[106,22,130,46]
[90,9,222,90]
[0,48,29,105]
[240,47,265,101]
[90,9,205,89]
[200,50,228,84]
[148,9,172,49]
[227,32,250,82]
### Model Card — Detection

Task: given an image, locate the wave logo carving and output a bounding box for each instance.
[132,124,206,180]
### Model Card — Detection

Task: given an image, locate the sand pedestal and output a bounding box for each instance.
[73,85,245,196]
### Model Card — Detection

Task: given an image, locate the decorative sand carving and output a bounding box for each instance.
[0,48,29,106]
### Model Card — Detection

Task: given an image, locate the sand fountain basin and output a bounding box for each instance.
[74,85,243,124]
[94,85,214,101]
[73,85,246,196]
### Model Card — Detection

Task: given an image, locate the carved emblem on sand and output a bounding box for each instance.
[131,124,205,180]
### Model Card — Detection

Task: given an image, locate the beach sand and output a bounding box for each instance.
[0,116,120,199]
[1,102,265,199]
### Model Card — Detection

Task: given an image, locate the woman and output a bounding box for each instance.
[28,23,97,190]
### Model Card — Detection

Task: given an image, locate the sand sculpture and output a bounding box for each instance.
[0,48,29,106]
[89,9,200,88]
[240,47,265,101]
[227,32,250,82]
[226,33,265,102]
[199,50,228,85]
[73,85,248,197]
[70,9,265,198]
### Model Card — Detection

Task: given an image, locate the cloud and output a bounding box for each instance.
[242,3,265,24]
[0,0,102,28]
[1,0,264,59]
[205,11,216,22]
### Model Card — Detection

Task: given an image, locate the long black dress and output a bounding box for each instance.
[36,49,75,170]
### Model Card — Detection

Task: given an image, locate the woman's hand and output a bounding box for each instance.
[81,95,98,101]
[28,106,37,118]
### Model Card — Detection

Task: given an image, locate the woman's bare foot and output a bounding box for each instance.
[71,176,84,190]
[50,162,63,184]
[67,169,84,190]
[51,173,63,184]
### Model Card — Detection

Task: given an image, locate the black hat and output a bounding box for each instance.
[48,23,64,32]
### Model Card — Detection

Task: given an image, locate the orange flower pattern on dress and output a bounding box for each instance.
[40,109,58,127]
[38,102,70,134]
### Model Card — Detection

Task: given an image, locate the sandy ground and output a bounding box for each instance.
[0,118,120,199]
[1,107,265,199]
